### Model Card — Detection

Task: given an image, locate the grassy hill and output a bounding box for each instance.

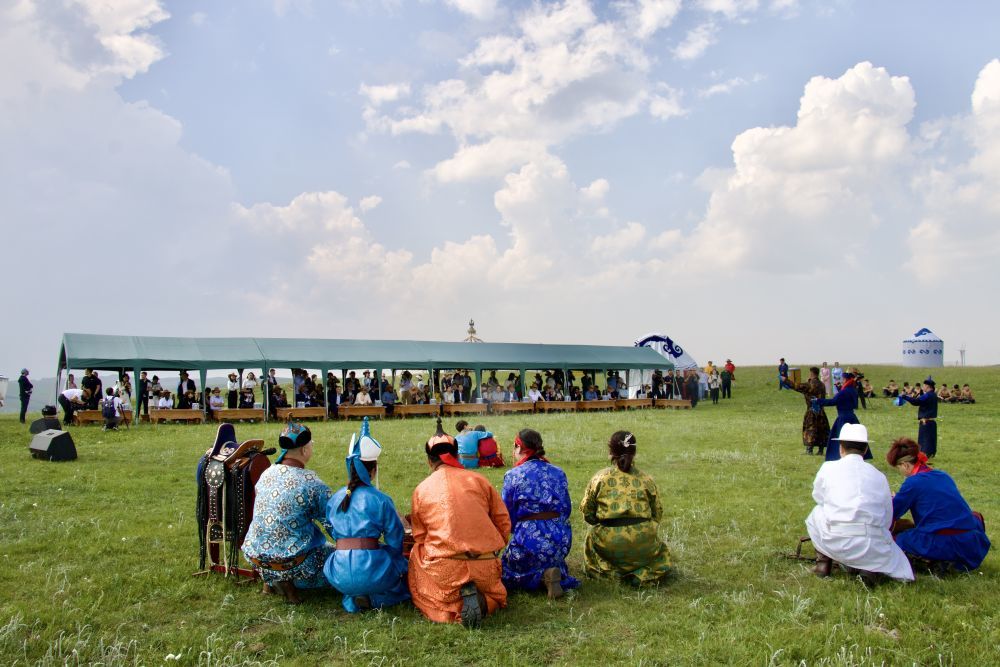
[0,365,996,665]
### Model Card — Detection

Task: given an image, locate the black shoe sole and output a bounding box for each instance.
[459,582,483,628]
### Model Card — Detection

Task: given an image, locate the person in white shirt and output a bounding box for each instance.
[805,423,914,584]
[527,383,545,403]
[354,387,373,406]
[158,391,173,409]
[227,373,240,409]
[209,388,225,415]
[58,387,88,425]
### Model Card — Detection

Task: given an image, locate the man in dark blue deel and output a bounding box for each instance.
[898,377,939,458]
[18,369,33,424]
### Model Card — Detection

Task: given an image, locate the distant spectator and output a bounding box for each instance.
[239,387,255,409]
[960,384,975,404]
[137,371,151,418]
[528,383,545,403]
[778,358,789,390]
[59,387,89,425]
[861,378,875,399]
[569,386,582,401]
[937,384,952,402]
[831,362,843,390]
[101,387,123,431]
[685,372,700,408]
[819,362,832,395]
[65,373,77,390]
[354,387,373,406]
[503,384,519,402]
[209,388,225,416]
[157,391,173,409]
[382,386,396,416]
[243,372,258,404]
[721,360,735,399]
[178,372,196,404]
[150,375,162,399]
[18,369,32,424]
[224,373,239,409]
[584,385,598,401]
[81,369,99,408]
[708,369,720,405]
[882,380,899,398]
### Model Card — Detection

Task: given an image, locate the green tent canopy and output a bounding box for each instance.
[58,333,673,374]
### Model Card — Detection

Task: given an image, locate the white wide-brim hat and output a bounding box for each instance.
[832,423,869,445]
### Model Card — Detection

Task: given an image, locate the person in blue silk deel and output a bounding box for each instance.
[887,438,990,572]
[500,429,580,599]
[323,418,410,613]
[896,377,939,458]
[813,371,868,461]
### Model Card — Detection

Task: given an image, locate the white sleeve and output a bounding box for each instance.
[811,466,826,505]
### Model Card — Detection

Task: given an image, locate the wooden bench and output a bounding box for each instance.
[394,404,440,418]
[75,409,134,425]
[536,401,577,413]
[149,409,205,424]
[653,399,693,410]
[576,400,617,412]
[491,401,535,414]
[212,408,265,423]
[616,398,653,410]
[442,403,488,416]
[276,407,328,421]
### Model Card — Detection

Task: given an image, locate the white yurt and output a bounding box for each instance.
[901,328,944,367]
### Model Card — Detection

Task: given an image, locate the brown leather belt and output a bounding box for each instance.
[335,537,380,550]
[521,511,559,521]
[248,552,309,571]
[450,550,501,560]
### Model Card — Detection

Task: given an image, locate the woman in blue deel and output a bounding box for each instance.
[323,418,410,612]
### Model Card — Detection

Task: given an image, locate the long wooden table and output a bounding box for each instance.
[75,409,134,425]
[394,404,440,418]
[576,400,617,412]
[490,401,535,414]
[616,398,654,410]
[336,405,385,420]
[276,407,328,421]
[536,401,577,413]
[442,403,489,416]
[653,399,693,409]
[149,408,205,424]
[212,408,265,422]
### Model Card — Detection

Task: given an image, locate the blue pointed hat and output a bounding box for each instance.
[345,417,382,485]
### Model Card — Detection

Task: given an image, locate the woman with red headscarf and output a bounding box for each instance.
[500,429,579,599]
[888,438,990,571]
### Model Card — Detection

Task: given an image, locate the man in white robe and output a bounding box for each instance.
[805,423,914,583]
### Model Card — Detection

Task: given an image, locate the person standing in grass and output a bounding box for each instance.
[242,422,334,604]
[789,367,831,456]
[896,377,939,458]
[580,432,672,586]
[408,420,511,627]
[814,371,867,461]
[805,424,913,585]
[324,419,410,613]
[887,438,990,572]
[18,369,32,424]
[501,429,579,599]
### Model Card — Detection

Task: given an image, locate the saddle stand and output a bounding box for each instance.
[194,423,273,581]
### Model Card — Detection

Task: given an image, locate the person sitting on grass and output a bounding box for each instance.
[959,384,975,404]
[408,420,511,627]
[937,384,952,402]
[887,437,990,572]
[882,380,899,398]
[242,422,334,604]
[323,419,410,613]
[861,378,875,399]
[455,420,495,469]
[501,429,579,599]
[804,424,913,585]
[580,431,673,586]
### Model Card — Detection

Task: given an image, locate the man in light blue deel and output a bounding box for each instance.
[323,418,410,613]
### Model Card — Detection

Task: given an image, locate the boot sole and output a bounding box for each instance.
[459,582,483,628]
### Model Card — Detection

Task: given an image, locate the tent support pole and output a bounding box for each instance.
[134,368,141,424]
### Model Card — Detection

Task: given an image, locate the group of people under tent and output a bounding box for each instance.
[236,401,989,625]
[238,418,672,625]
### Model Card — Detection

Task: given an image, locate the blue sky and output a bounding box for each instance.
[2,0,999,377]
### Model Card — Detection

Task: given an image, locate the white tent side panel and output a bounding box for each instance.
[901,328,944,367]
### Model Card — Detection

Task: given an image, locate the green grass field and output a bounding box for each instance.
[1,365,997,666]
